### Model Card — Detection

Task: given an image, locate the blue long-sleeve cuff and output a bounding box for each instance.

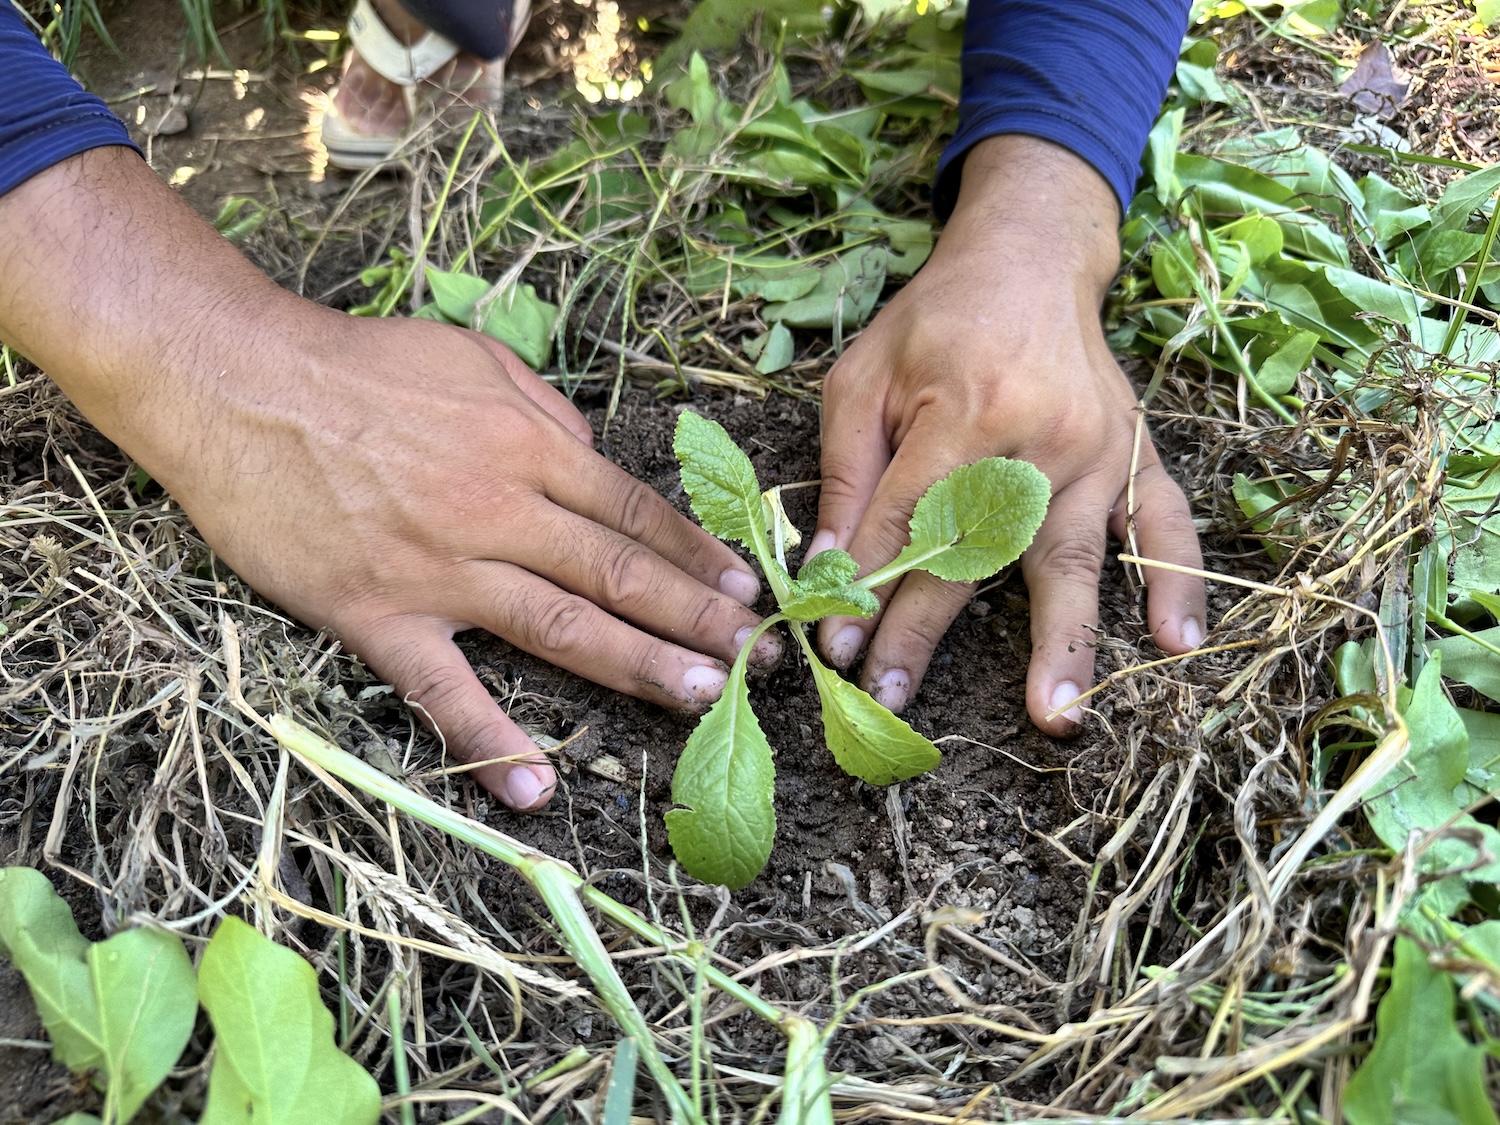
[936,0,1191,218]
[0,5,141,198]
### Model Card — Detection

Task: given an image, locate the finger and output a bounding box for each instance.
[460,561,731,711]
[468,330,594,446]
[1109,457,1206,653]
[810,347,894,561]
[352,619,559,811]
[510,504,781,669]
[1021,481,1113,737]
[859,568,978,712]
[817,411,979,670]
[544,452,762,608]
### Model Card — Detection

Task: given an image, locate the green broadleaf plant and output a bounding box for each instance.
[0,867,380,1125]
[198,916,382,1125]
[667,412,1049,888]
[0,867,197,1125]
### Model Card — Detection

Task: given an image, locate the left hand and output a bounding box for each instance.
[810,136,1206,733]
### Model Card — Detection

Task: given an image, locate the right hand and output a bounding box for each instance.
[160,315,775,811]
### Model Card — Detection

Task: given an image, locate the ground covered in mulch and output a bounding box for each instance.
[4,1,1497,1122]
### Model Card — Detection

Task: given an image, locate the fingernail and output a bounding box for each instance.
[827,624,865,669]
[503,766,548,810]
[719,568,759,606]
[1048,681,1083,725]
[1181,617,1204,650]
[872,668,910,712]
[805,529,836,561]
[683,664,728,703]
[735,625,783,668]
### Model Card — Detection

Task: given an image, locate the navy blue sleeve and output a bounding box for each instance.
[935,0,1191,218]
[0,4,141,197]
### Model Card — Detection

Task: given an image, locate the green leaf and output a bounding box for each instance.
[780,549,879,621]
[876,459,1051,584]
[763,245,887,329]
[665,667,777,889]
[673,411,764,550]
[1432,627,1500,702]
[198,916,381,1125]
[1432,164,1500,232]
[1360,174,1430,247]
[1253,329,1321,396]
[809,660,940,785]
[1480,0,1500,28]
[755,322,795,375]
[0,867,197,1125]
[424,268,490,324]
[1343,937,1498,1125]
[474,283,559,371]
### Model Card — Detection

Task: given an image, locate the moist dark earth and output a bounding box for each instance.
[0,2,1226,1120]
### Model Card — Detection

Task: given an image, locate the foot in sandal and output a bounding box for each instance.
[322,0,528,169]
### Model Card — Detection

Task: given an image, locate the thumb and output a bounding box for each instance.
[350,618,558,810]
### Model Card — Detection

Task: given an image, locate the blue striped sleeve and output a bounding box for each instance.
[935,0,1191,217]
[1,5,141,198]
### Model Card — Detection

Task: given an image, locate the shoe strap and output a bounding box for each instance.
[348,0,460,86]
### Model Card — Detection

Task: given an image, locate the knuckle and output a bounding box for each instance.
[1032,529,1107,584]
[614,480,661,543]
[526,592,594,655]
[596,542,658,608]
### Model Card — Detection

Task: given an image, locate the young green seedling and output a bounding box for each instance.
[666,412,1050,888]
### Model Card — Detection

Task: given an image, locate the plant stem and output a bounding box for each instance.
[268,714,833,1123]
[387,985,417,1125]
[1441,183,1500,359]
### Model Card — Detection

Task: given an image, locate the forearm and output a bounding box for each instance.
[937,0,1191,217]
[0,146,334,491]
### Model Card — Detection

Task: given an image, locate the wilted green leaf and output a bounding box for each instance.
[674,411,764,550]
[874,459,1051,584]
[1253,329,1320,395]
[665,666,777,889]
[810,660,940,785]
[425,268,490,323]
[0,867,196,1125]
[1432,164,1500,232]
[198,916,380,1125]
[474,283,559,370]
[1344,937,1497,1125]
[764,245,888,329]
[755,322,795,375]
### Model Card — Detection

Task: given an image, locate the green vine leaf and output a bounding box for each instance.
[198,916,380,1125]
[876,459,1051,584]
[809,661,940,785]
[0,866,197,1125]
[674,412,764,550]
[665,666,776,890]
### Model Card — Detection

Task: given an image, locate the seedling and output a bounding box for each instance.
[667,412,1050,888]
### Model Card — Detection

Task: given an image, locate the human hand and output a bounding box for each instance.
[811,136,1205,733]
[0,148,773,813]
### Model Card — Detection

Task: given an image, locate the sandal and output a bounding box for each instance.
[321,0,530,170]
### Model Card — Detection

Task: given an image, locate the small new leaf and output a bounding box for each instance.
[665,668,776,890]
[674,412,764,549]
[0,867,197,1125]
[781,549,878,621]
[810,662,940,785]
[882,459,1050,583]
[198,916,380,1125]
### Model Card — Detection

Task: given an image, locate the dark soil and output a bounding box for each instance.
[461,387,1110,975]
